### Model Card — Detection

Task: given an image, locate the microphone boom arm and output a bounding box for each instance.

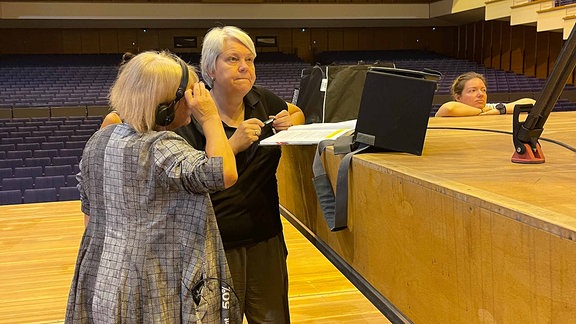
[512,26,576,163]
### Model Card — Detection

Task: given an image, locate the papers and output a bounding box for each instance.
[259,120,356,146]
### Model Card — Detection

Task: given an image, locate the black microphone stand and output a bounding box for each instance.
[512,26,576,163]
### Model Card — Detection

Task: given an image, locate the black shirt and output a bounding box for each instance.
[175,85,286,248]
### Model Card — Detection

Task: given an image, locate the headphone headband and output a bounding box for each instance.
[155,54,189,127]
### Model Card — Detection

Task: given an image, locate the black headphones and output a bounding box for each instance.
[155,55,189,126]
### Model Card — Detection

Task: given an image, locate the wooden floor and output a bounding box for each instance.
[0,201,390,323]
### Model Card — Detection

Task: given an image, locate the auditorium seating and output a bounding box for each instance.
[314,50,576,115]
[0,115,101,205]
[314,49,576,96]
[2,51,576,205]
[0,53,307,107]
[2,52,574,111]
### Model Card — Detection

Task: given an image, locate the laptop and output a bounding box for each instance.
[354,67,440,156]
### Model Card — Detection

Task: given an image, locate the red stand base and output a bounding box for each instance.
[511,143,545,164]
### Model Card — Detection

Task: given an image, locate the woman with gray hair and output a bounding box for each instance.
[435,71,535,117]
[176,26,304,323]
[66,50,240,323]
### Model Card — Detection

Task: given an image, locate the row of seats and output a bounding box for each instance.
[1,135,92,146]
[0,115,102,123]
[1,147,83,158]
[0,141,87,155]
[2,174,78,191]
[0,164,79,177]
[0,187,80,205]
[1,123,99,131]
[0,155,80,168]
[3,51,575,107]
[0,115,98,204]
[0,165,81,205]
[315,50,576,95]
[0,53,306,107]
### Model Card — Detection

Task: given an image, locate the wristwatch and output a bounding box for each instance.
[495,103,506,114]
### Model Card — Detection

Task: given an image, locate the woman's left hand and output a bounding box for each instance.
[271,110,293,132]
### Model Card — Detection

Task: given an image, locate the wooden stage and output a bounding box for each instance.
[0,203,389,323]
[277,111,576,323]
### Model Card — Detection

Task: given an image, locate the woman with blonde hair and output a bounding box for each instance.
[66,50,240,323]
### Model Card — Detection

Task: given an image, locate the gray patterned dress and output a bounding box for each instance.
[65,123,240,323]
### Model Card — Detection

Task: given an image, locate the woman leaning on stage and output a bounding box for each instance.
[175,25,305,323]
[435,71,536,117]
[65,50,241,323]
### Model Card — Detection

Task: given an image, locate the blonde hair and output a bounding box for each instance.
[200,26,256,88]
[109,51,198,133]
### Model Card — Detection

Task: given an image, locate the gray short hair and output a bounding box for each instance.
[109,51,198,133]
[200,26,256,88]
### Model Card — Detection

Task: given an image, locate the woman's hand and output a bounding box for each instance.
[229,118,265,154]
[271,109,293,132]
[185,82,220,126]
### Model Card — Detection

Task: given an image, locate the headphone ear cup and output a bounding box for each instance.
[155,54,188,127]
[155,102,175,127]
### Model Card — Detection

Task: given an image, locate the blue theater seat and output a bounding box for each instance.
[0,190,23,205]
[16,142,41,151]
[0,158,25,169]
[44,164,73,176]
[13,166,43,178]
[2,177,34,191]
[38,125,59,131]
[7,150,33,159]
[9,131,31,137]
[46,136,69,143]
[52,156,79,166]
[0,126,17,132]
[58,186,80,201]
[23,136,47,144]
[53,129,74,137]
[66,174,79,187]
[33,149,59,158]
[34,175,66,190]
[17,126,37,132]
[65,141,86,149]
[40,142,65,150]
[24,157,52,168]
[2,137,24,145]
[0,144,16,152]
[58,124,78,131]
[34,131,53,137]
[0,168,13,178]
[59,148,84,157]
[23,188,58,203]
[74,129,95,136]
[69,135,91,142]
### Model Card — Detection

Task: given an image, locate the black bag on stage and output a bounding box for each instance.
[294,65,326,124]
[295,63,395,124]
[312,66,442,231]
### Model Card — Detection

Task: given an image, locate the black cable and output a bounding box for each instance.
[427,126,576,153]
